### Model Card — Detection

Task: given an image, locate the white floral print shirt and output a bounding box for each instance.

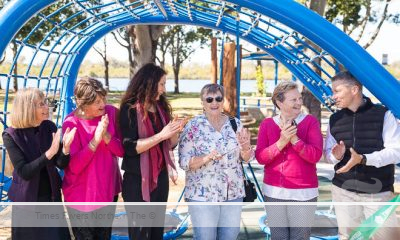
[178,114,245,202]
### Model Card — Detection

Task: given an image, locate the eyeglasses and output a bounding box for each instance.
[205,96,223,103]
[36,98,50,108]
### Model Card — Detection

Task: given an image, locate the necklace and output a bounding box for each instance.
[207,113,226,132]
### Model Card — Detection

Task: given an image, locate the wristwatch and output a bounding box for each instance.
[360,154,367,165]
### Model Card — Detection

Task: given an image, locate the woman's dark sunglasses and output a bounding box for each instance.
[205,96,223,103]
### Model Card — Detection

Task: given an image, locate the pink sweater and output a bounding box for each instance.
[62,105,124,212]
[255,115,323,189]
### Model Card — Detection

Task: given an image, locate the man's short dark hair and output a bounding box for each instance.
[331,71,362,90]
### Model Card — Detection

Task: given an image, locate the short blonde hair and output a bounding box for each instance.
[10,88,45,128]
[74,77,107,109]
[272,81,298,109]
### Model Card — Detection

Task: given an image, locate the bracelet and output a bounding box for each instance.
[62,149,70,155]
[88,141,97,151]
[292,138,300,145]
[241,146,252,153]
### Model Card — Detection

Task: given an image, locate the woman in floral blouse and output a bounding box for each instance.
[179,83,254,240]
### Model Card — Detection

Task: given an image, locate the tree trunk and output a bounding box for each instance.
[128,25,165,76]
[104,38,109,91]
[173,64,180,94]
[211,37,218,84]
[256,48,262,68]
[12,41,18,92]
[104,59,109,91]
[222,42,237,117]
[301,0,327,122]
[159,53,166,69]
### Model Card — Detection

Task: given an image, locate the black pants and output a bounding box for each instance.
[122,169,169,240]
[68,196,118,240]
[12,194,71,240]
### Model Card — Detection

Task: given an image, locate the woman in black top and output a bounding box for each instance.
[119,63,185,240]
[2,88,76,240]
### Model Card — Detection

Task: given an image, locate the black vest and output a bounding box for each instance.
[330,97,394,193]
[4,120,62,202]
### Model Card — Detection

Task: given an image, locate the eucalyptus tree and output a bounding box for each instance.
[161,26,211,93]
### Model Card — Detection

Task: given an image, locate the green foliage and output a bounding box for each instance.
[164,25,212,64]
[14,0,88,45]
[255,65,265,96]
[325,0,365,26]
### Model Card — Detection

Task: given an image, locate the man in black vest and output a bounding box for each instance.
[325,71,400,240]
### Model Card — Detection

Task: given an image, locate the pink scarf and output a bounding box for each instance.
[136,102,176,202]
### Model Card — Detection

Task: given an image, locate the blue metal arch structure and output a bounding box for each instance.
[1,0,399,119]
[0,0,399,198]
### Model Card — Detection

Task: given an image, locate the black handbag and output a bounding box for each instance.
[241,162,257,202]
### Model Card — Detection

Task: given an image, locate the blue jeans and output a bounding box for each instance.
[188,198,243,240]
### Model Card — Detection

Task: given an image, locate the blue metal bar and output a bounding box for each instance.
[13,40,78,55]
[72,0,112,26]
[60,15,333,112]
[246,162,264,202]
[115,0,140,19]
[0,0,56,59]
[274,60,278,87]
[0,0,396,118]
[229,0,400,117]
[36,13,91,38]
[235,5,241,118]
[1,147,7,199]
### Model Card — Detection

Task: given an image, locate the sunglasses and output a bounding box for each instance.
[205,96,223,103]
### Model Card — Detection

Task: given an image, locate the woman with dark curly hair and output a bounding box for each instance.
[119,63,185,240]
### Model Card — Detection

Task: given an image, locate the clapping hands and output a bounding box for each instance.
[279,120,298,145]
[160,115,189,141]
[336,148,363,174]
[93,114,109,145]
[173,115,189,132]
[62,127,77,154]
[159,120,181,140]
[46,127,77,159]
[46,129,62,160]
[332,140,346,160]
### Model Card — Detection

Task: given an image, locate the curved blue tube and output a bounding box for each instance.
[0,0,399,118]
[0,0,56,59]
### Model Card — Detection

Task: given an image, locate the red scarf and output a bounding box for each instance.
[136,102,176,202]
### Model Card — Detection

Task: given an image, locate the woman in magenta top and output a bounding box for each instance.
[62,77,124,240]
[255,81,323,240]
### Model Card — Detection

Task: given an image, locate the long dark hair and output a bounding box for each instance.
[120,63,172,119]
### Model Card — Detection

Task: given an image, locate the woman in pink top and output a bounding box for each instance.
[255,81,323,240]
[62,77,124,240]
